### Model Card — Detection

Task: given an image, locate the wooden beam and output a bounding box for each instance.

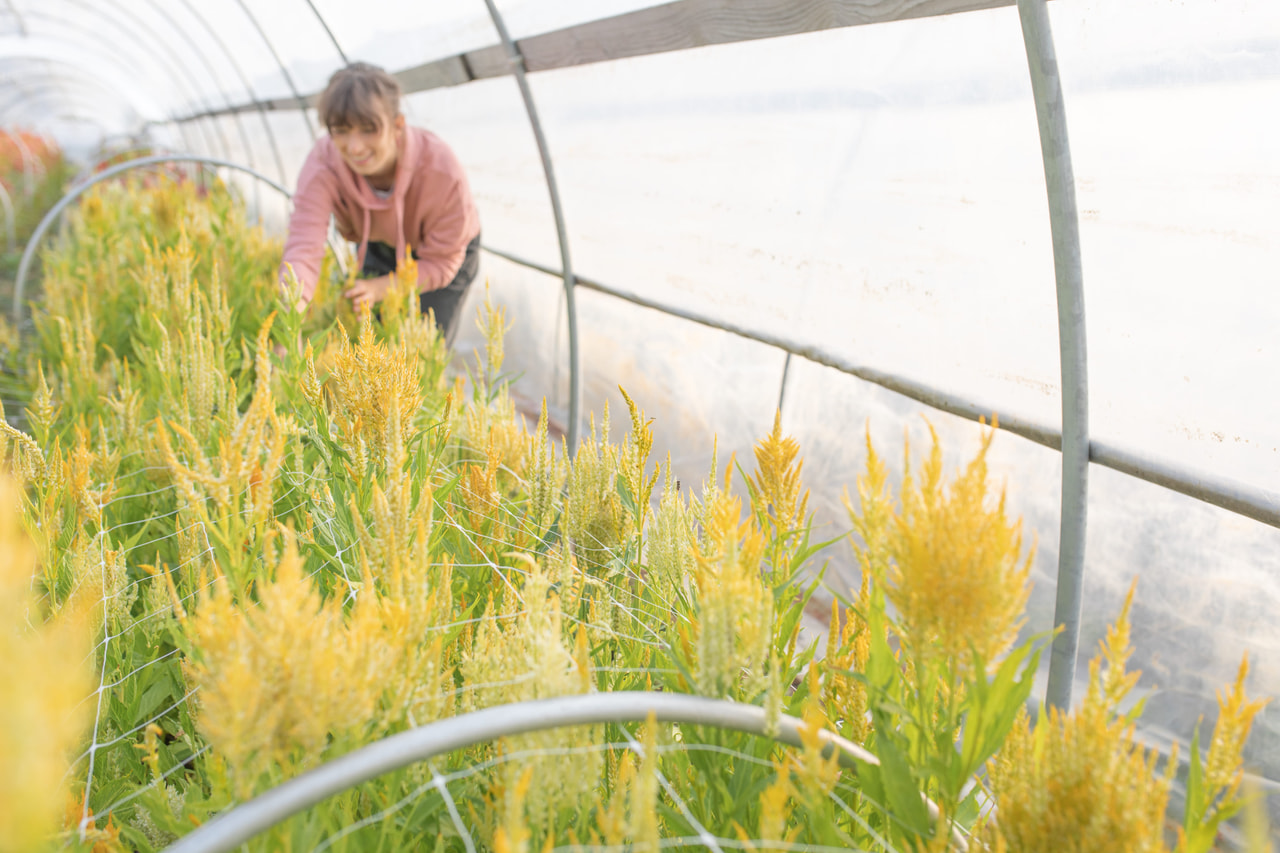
[175,0,1021,123]
[515,0,1015,71]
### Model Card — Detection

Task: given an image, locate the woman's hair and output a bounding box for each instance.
[317,62,402,131]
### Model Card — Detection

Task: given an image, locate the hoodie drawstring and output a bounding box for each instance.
[356,206,371,272]
[394,193,407,272]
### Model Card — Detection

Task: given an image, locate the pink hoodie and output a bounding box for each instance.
[280,126,481,303]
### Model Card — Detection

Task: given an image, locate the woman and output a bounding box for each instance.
[280,63,481,347]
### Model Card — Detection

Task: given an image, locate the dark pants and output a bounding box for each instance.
[362,234,480,348]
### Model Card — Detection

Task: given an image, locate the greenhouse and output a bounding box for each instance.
[0,0,1276,850]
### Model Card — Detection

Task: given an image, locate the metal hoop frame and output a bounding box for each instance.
[163,691,968,853]
[10,154,292,326]
[174,0,287,188]
[481,0,583,456]
[1015,0,1087,712]
[134,0,264,199]
[48,0,230,158]
[230,0,317,142]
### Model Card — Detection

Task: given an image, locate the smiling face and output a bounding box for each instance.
[329,103,404,186]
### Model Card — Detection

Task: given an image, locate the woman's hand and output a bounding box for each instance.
[343,273,395,315]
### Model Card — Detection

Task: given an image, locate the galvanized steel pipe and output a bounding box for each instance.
[482,245,1280,533]
[231,0,318,142]
[163,692,888,853]
[176,0,288,189]
[1017,0,1088,712]
[481,0,583,456]
[11,155,292,326]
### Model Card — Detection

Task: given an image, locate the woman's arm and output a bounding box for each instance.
[280,146,337,305]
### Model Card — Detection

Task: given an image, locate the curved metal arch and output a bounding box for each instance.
[10,7,192,103]
[1015,0,1088,712]
[0,73,142,148]
[11,154,292,326]
[163,692,966,853]
[0,34,167,119]
[0,52,200,181]
[172,0,287,188]
[0,88,118,126]
[0,82,119,145]
[133,0,266,206]
[49,0,230,159]
[230,0,317,142]
[8,4,228,159]
[0,67,130,116]
[482,0,582,455]
[0,1,27,37]
[302,0,349,64]
[0,54,76,120]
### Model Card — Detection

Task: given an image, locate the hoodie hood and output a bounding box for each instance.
[326,124,421,270]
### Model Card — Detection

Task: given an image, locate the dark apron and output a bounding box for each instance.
[361,234,480,349]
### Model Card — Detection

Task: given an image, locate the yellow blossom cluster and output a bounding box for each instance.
[185,535,448,796]
[0,477,95,852]
[847,423,1031,672]
[461,559,600,827]
[982,586,1171,852]
[687,486,773,698]
[325,318,422,464]
[822,578,874,744]
[593,717,661,852]
[748,411,810,579]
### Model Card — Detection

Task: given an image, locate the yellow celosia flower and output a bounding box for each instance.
[0,477,95,853]
[187,533,440,796]
[462,558,600,824]
[564,406,627,572]
[326,317,422,460]
[742,761,797,850]
[792,673,843,801]
[646,458,694,608]
[524,398,564,539]
[982,589,1173,853]
[158,317,290,573]
[377,247,420,332]
[593,716,662,851]
[689,490,773,698]
[823,579,874,744]
[26,363,60,445]
[0,415,47,485]
[748,411,810,568]
[846,423,1031,672]
[1201,653,1269,819]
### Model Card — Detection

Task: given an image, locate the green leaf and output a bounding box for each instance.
[615,472,638,519]
[869,727,932,841]
[775,572,823,652]
[1183,723,1206,848]
[788,531,845,577]
[957,637,1044,787]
